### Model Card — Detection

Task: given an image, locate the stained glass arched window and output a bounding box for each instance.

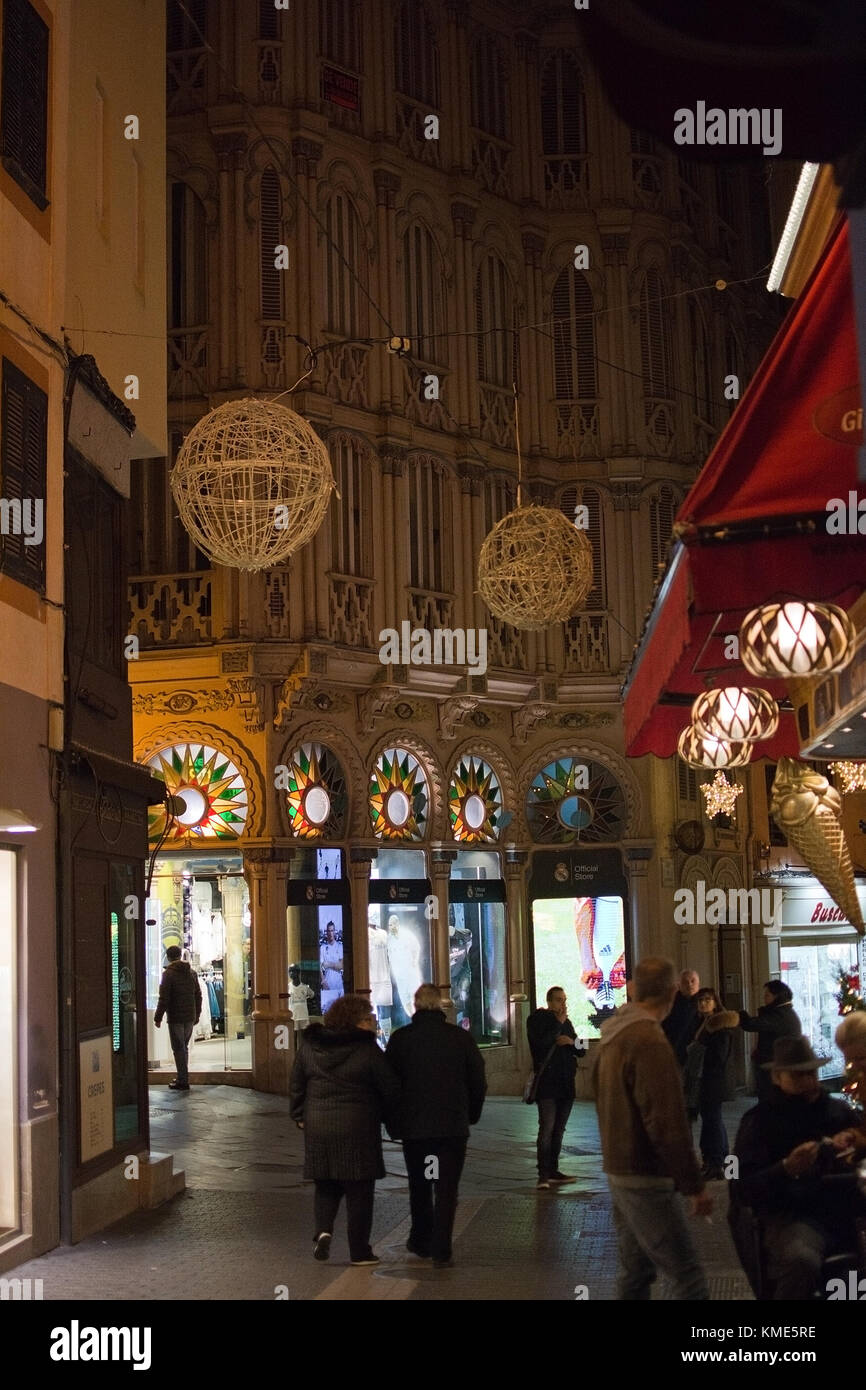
[370,748,428,840]
[526,757,626,844]
[449,756,502,843]
[285,743,347,839]
[147,743,248,841]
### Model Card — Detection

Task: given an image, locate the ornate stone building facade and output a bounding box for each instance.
[128,0,781,1094]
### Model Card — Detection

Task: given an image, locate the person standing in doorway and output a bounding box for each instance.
[154,945,202,1091]
[739,980,802,1102]
[592,956,712,1300]
[662,968,701,1066]
[385,984,487,1268]
[527,986,585,1191]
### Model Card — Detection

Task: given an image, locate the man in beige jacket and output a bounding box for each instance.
[592,956,712,1299]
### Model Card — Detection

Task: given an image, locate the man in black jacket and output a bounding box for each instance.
[527,986,585,1191]
[729,1035,859,1299]
[385,983,487,1268]
[661,969,701,1066]
[154,946,202,1091]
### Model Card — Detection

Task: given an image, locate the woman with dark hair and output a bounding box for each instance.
[290,993,400,1266]
[685,988,739,1180]
[739,980,802,1102]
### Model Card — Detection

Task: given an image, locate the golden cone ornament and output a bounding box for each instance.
[770,758,864,935]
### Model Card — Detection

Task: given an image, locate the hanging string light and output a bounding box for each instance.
[740,601,854,678]
[830,761,866,795]
[692,687,779,743]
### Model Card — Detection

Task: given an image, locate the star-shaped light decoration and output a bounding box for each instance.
[701,770,744,821]
[830,761,866,795]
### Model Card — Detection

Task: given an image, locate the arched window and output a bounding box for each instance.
[541,52,585,156]
[649,485,677,580]
[395,1,439,106]
[408,457,448,592]
[639,268,672,399]
[324,192,365,336]
[329,437,371,578]
[475,251,517,388]
[403,224,445,366]
[260,167,283,322]
[169,181,207,328]
[259,0,280,39]
[319,0,361,72]
[552,268,596,400]
[471,30,506,138]
[559,485,605,609]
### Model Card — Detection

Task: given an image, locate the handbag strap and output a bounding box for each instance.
[534,1038,561,1081]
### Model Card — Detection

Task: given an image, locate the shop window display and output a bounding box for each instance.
[781,940,859,1081]
[287,848,349,1020]
[368,848,432,1042]
[146,853,251,1072]
[448,849,508,1044]
[532,894,627,1030]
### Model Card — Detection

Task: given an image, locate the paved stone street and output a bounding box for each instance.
[10,1089,754,1301]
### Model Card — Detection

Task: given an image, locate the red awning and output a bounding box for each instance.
[624,219,865,758]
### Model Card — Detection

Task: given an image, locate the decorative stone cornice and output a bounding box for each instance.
[243,846,295,867]
[611,481,643,512]
[458,461,484,496]
[451,201,478,234]
[373,169,401,207]
[291,137,322,176]
[379,443,408,476]
[227,677,265,733]
[512,701,551,746]
[438,696,479,742]
[133,688,234,717]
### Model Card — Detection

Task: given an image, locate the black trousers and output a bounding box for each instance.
[313,1179,375,1262]
[536,1096,573,1179]
[403,1137,468,1261]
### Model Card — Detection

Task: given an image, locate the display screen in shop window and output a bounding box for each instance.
[532,896,627,1037]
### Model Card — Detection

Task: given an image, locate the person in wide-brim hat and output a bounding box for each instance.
[760,1035,830,1072]
[728,1030,860,1300]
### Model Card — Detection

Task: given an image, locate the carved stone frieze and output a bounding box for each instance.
[133,688,234,717]
[512,701,551,746]
[228,678,266,733]
[274,678,350,731]
[438,696,479,742]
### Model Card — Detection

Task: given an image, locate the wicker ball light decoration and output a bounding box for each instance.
[677,725,753,770]
[478,505,593,630]
[170,397,335,571]
[691,687,779,743]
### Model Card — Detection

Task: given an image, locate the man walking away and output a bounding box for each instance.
[527,986,585,1190]
[662,969,701,1066]
[592,956,712,1299]
[154,945,202,1091]
[385,983,486,1268]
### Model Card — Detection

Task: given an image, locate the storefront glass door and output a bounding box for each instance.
[780,938,859,1082]
[146,853,251,1073]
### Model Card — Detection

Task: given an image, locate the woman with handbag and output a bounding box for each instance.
[526,986,586,1190]
[684,987,739,1181]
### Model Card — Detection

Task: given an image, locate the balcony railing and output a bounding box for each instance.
[129,572,213,648]
[479,383,516,449]
[471,131,511,198]
[563,613,610,673]
[644,396,676,456]
[395,95,442,167]
[487,615,527,672]
[544,156,589,209]
[329,573,375,648]
[554,401,600,460]
[408,587,454,633]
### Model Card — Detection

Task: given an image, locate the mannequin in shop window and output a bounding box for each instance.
[387,912,423,1026]
[449,916,473,1028]
[289,965,315,1031]
[368,914,393,1044]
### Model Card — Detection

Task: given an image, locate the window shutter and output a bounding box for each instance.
[639,269,671,398]
[560,485,603,608]
[395,2,439,106]
[1,0,49,208]
[167,0,206,51]
[1,358,47,592]
[260,168,283,321]
[259,0,280,40]
[541,53,584,156]
[649,485,676,580]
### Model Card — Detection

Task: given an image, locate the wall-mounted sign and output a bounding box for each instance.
[322,66,359,111]
[79,1031,113,1164]
[369,879,430,905]
[530,847,627,899]
[777,882,866,932]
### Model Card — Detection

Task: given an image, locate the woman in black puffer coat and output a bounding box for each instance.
[290,993,400,1266]
[686,988,739,1180]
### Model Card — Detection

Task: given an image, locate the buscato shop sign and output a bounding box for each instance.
[777,882,866,932]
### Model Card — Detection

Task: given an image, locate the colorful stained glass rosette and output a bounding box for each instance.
[147,743,248,842]
[449,756,502,842]
[526,758,626,844]
[285,742,347,839]
[370,748,428,840]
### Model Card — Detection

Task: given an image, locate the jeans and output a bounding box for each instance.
[168,1020,194,1085]
[313,1179,375,1262]
[698,1101,728,1169]
[536,1096,573,1179]
[608,1176,710,1300]
[403,1137,467,1261]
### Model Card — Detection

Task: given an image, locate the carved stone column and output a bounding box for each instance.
[232,136,249,386]
[373,170,401,411]
[348,848,376,998]
[601,231,633,454]
[291,139,322,386]
[504,847,531,1078]
[459,461,484,633]
[521,232,546,453]
[429,846,457,1017]
[244,847,294,1093]
[451,203,479,432]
